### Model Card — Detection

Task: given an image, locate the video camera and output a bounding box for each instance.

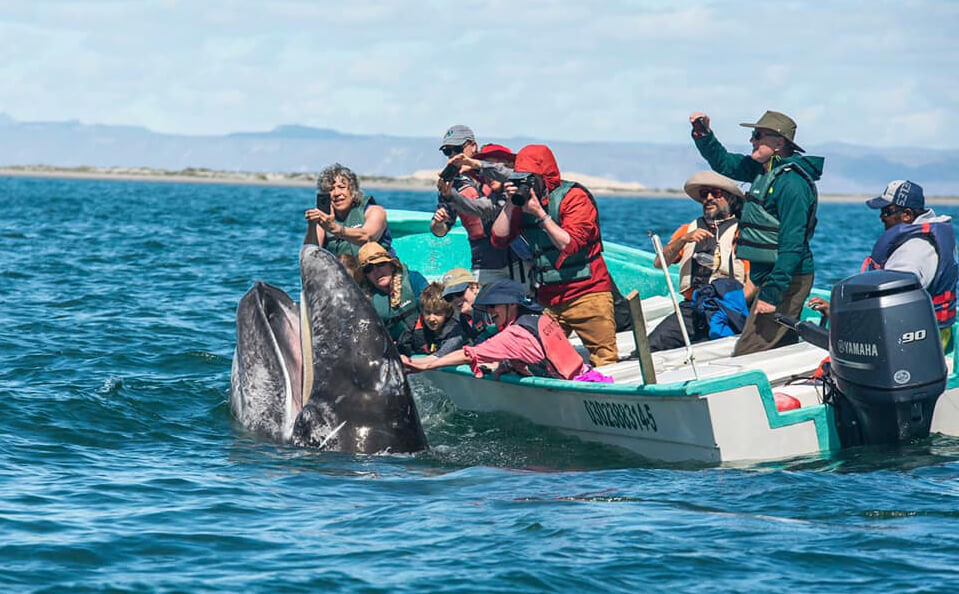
[507,172,545,206]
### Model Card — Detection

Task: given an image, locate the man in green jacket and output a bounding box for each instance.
[689,110,824,356]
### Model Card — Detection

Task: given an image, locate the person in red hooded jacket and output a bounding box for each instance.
[490,145,618,367]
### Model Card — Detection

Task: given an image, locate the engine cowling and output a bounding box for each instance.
[828,270,947,445]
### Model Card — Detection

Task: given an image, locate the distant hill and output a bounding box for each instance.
[2,114,958,194]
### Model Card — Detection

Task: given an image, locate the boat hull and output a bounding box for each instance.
[422,366,959,463]
[421,366,831,463]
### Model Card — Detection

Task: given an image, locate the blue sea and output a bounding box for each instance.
[3,175,959,592]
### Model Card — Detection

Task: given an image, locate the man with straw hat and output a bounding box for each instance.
[688,110,824,356]
[648,171,751,352]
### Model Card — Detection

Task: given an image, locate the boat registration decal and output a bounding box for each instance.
[583,399,658,433]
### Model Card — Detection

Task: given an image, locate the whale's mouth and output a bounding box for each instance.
[257,286,303,442]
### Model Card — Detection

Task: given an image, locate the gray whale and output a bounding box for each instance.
[230,245,427,454]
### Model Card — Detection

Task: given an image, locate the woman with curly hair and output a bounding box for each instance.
[304,163,394,258]
[354,242,428,342]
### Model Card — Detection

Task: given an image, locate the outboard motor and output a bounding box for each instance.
[779,270,947,447]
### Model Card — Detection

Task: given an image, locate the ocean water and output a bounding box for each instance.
[2,175,959,592]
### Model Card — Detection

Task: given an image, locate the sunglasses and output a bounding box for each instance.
[750,129,780,142]
[699,188,727,200]
[443,290,466,303]
[440,145,464,157]
[881,205,902,217]
[363,262,392,274]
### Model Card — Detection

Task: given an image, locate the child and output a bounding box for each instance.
[397,282,464,357]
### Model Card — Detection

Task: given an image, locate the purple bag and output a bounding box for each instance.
[573,368,614,384]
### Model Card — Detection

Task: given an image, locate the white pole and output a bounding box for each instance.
[650,233,700,379]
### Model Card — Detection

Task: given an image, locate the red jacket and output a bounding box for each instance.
[491,145,613,306]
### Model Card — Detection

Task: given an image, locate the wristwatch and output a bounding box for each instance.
[536,215,550,227]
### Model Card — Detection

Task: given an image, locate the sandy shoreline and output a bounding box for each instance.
[3,166,958,203]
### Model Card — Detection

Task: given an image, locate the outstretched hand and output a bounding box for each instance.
[401,354,430,374]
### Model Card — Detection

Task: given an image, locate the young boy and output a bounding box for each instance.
[397,282,464,357]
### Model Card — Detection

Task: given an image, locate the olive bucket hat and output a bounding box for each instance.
[740,110,805,153]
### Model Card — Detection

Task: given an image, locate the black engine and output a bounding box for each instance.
[778,270,947,447]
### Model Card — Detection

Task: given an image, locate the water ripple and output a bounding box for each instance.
[2,176,959,591]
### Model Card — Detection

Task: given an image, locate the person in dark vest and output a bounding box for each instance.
[809,180,957,351]
[431,126,527,285]
[354,242,427,343]
[689,110,824,356]
[490,145,619,367]
[304,163,393,259]
[648,171,752,351]
[395,282,465,358]
[402,280,611,383]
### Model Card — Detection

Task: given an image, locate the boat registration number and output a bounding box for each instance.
[583,399,658,433]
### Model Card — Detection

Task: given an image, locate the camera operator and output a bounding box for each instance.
[431,125,523,285]
[490,144,618,367]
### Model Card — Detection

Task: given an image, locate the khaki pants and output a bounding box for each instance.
[733,273,814,357]
[546,291,619,367]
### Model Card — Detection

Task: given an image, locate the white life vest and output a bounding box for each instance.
[677,217,746,295]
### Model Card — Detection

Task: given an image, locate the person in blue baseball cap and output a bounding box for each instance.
[402,279,612,382]
[810,180,958,351]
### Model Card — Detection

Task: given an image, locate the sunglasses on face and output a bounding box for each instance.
[363,262,392,274]
[440,145,464,157]
[699,188,727,200]
[750,129,780,142]
[881,205,902,217]
[443,290,466,303]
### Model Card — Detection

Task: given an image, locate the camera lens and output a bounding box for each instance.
[511,185,530,206]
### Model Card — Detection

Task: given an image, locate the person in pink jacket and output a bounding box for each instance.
[402,279,611,383]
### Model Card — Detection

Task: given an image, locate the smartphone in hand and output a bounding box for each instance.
[316,191,332,212]
[692,117,708,136]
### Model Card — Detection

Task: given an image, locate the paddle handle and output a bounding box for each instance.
[626,290,657,385]
[650,233,700,379]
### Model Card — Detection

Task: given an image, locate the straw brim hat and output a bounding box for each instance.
[683,171,745,203]
[357,242,395,269]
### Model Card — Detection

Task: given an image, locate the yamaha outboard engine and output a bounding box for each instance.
[828,270,947,445]
[779,270,947,447]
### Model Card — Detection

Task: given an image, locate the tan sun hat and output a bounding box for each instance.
[739,110,805,153]
[683,171,745,203]
[357,242,394,269]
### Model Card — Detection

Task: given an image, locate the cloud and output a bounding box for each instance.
[0,0,956,148]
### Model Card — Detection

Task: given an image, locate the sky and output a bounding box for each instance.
[1,0,957,149]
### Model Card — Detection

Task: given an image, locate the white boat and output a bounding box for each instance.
[388,209,959,463]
